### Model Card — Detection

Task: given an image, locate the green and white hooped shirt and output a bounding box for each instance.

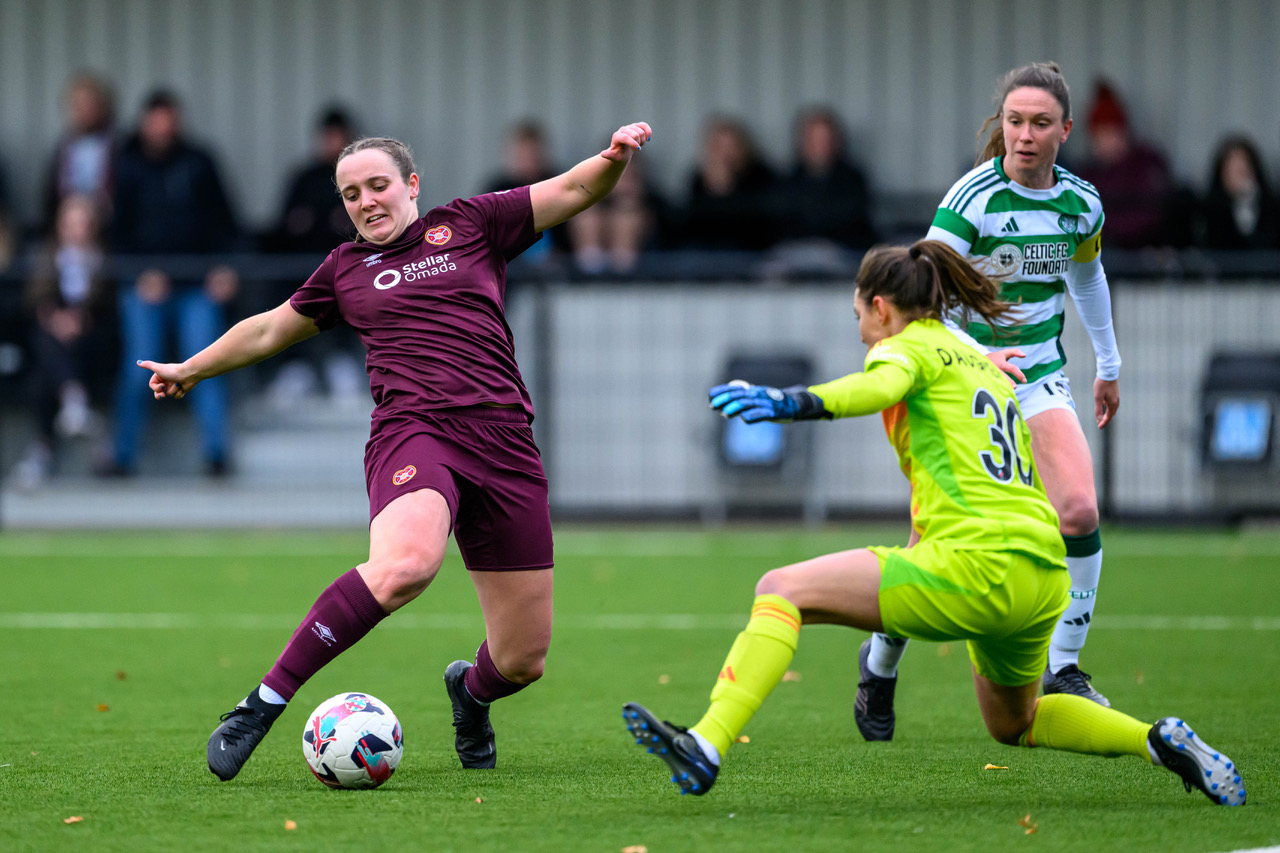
[925,157,1120,385]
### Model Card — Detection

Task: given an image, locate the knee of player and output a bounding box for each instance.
[753,570,806,611]
[365,552,443,602]
[754,569,790,599]
[1056,494,1099,536]
[985,717,1031,747]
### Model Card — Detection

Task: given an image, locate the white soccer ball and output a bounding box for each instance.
[302,692,403,789]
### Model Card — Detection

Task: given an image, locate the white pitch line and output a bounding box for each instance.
[0,613,1278,631]
[3,533,1280,560]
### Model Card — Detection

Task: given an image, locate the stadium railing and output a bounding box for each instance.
[2,249,1279,528]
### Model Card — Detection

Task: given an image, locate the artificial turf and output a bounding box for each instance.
[0,526,1276,852]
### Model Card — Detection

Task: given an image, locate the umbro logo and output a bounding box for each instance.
[312,621,336,645]
[1001,217,1021,234]
[363,253,384,268]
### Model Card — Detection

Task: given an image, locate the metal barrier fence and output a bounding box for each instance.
[516,280,1280,521]
[3,258,1279,527]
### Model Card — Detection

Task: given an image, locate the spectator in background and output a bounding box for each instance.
[108,90,240,476]
[272,107,357,253]
[484,120,563,265]
[566,144,664,273]
[678,116,779,251]
[778,106,877,249]
[1199,135,1280,251]
[1075,81,1173,249]
[41,71,116,231]
[263,106,365,404]
[8,194,114,489]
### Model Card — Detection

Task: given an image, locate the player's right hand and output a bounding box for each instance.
[600,122,652,163]
[709,381,800,423]
[137,360,194,400]
[986,348,1027,385]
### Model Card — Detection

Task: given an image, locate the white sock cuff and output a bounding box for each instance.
[689,728,722,766]
[867,633,909,678]
[257,683,288,705]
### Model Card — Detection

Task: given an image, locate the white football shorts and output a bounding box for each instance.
[1016,369,1077,420]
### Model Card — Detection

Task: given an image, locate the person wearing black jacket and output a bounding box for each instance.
[778,106,877,249]
[1200,135,1280,251]
[108,90,240,476]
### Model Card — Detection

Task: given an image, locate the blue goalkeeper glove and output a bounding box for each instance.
[708,381,831,423]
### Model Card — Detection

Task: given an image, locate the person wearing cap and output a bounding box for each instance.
[1075,80,1174,249]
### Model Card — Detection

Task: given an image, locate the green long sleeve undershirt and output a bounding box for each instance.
[808,362,914,419]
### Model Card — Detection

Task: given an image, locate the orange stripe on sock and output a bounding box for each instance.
[751,606,801,632]
[753,603,800,627]
[753,602,800,620]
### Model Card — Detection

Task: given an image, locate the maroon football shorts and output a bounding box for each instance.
[364,406,553,571]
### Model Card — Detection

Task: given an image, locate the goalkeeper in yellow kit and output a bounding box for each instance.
[623,239,1245,806]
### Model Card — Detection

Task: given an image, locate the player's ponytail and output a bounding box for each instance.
[975,61,1072,166]
[856,240,1015,333]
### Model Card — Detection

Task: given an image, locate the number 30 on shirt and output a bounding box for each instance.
[971,388,1034,486]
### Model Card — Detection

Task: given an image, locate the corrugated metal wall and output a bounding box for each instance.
[5,279,1275,527]
[1,0,1278,228]
[534,280,1280,517]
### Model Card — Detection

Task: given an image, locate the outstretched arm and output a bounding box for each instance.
[138,301,320,399]
[529,122,651,232]
[709,362,914,423]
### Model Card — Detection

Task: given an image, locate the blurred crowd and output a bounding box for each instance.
[2,72,1279,488]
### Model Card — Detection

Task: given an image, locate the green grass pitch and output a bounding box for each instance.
[1,526,1277,852]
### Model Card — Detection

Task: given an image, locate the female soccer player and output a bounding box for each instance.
[860,64,1119,739]
[138,121,652,781]
[623,239,1244,806]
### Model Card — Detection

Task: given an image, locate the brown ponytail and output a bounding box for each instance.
[975,62,1072,166]
[856,240,1016,333]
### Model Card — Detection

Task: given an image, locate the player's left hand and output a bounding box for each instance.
[709,381,800,423]
[1094,377,1120,428]
[138,360,195,400]
[987,348,1027,385]
[600,122,652,164]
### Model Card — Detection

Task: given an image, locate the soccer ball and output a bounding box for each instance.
[302,692,403,789]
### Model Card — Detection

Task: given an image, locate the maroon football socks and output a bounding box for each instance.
[463,639,527,704]
[262,568,388,700]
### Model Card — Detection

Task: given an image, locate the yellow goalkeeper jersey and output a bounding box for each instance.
[810,318,1065,567]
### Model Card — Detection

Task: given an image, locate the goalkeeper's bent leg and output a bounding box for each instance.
[1019,693,1152,760]
[691,594,801,758]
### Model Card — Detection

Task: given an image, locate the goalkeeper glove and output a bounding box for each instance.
[708,381,831,423]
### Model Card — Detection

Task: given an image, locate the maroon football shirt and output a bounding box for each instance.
[290,187,542,422]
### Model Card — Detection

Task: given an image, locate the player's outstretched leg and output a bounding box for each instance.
[624,593,801,796]
[207,567,388,780]
[1148,717,1246,806]
[444,660,497,769]
[623,703,719,795]
[855,636,900,741]
[1016,693,1245,806]
[206,687,286,781]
